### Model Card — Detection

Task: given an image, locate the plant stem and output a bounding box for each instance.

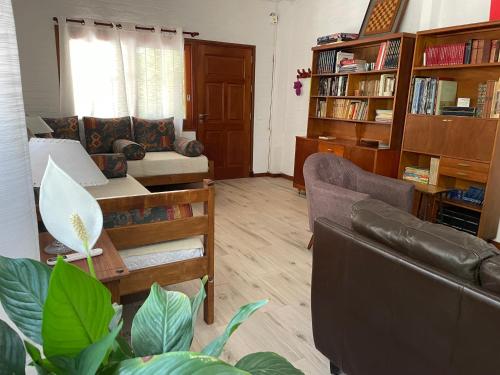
[84,240,97,279]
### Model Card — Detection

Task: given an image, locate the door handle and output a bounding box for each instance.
[199,113,209,119]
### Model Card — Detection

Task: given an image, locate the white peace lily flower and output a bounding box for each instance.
[39,157,103,254]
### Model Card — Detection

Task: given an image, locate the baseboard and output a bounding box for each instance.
[251,172,293,181]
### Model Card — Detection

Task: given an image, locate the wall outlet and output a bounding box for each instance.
[270,12,278,25]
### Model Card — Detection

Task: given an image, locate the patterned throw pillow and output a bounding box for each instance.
[174,137,204,157]
[84,117,132,154]
[42,116,80,140]
[90,153,127,179]
[113,139,146,160]
[132,117,175,152]
[103,204,193,229]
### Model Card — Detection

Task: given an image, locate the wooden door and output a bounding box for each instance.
[403,115,447,156]
[195,42,254,179]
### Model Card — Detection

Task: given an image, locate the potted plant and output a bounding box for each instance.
[0,158,303,374]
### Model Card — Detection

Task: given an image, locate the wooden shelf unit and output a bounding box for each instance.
[399,20,500,239]
[293,33,416,191]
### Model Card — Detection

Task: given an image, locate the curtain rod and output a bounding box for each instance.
[52,17,200,37]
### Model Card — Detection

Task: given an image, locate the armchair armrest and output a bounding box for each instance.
[308,180,369,230]
[356,172,415,212]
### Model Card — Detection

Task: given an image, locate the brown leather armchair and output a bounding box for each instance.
[312,199,500,375]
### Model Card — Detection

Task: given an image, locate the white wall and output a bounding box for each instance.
[12,0,279,174]
[270,0,491,176]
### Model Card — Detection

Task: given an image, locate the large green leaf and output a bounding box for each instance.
[42,257,114,358]
[0,319,25,374]
[131,283,192,356]
[50,322,122,375]
[115,352,249,375]
[202,300,268,357]
[0,256,51,344]
[235,352,304,375]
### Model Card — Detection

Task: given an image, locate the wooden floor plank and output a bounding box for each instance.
[123,177,329,374]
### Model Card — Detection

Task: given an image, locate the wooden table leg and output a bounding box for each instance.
[105,280,121,304]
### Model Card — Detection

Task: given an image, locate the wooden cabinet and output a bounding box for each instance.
[399,20,500,239]
[295,137,400,190]
[294,33,415,192]
[293,137,318,191]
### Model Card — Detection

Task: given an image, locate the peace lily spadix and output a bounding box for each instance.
[39,157,103,277]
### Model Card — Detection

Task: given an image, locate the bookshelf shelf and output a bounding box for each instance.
[311,95,394,100]
[414,62,500,71]
[312,69,398,77]
[442,199,483,213]
[293,33,416,192]
[398,20,500,239]
[309,116,392,125]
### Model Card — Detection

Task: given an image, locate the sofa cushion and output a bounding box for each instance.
[132,117,175,152]
[90,153,127,179]
[113,139,146,160]
[480,255,500,295]
[42,116,80,140]
[103,203,193,229]
[119,237,204,271]
[351,199,497,283]
[84,116,132,154]
[127,152,209,178]
[174,137,204,157]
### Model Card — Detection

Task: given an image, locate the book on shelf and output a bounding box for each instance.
[318,76,347,96]
[374,109,393,123]
[338,59,367,73]
[379,74,396,96]
[317,50,337,74]
[375,39,401,70]
[403,166,430,184]
[332,99,368,120]
[317,33,359,45]
[335,51,355,73]
[409,77,457,115]
[359,138,390,149]
[423,39,500,67]
[316,99,328,118]
[476,79,500,118]
[441,106,476,117]
[429,158,440,186]
[491,79,500,119]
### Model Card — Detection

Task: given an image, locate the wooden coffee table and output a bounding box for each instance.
[39,231,129,303]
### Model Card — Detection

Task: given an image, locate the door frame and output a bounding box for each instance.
[185,38,256,176]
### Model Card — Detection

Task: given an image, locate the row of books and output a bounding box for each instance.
[408,77,457,115]
[318,76,347,96]
[375,39,401,70]
[477,79,500,119]
[423,39,500,66]
[357,75,395,97]
[374,109,393,123]
[403,158,439,185]
[332,99,368,120]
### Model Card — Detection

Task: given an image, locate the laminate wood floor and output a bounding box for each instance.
[123,177,330,374]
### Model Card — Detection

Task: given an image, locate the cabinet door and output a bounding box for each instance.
[442,117,497,162]
[293,137,318,190]
[403,115,447,155]
[346,147,376,173]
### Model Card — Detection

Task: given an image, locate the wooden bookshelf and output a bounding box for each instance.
[293,33,416,191]
[399,20,500,239]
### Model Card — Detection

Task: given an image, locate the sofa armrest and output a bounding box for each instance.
[307,179,369,231]
[356,172,415,212]
[174,137,204,157]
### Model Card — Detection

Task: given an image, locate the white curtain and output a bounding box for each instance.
[0,0,39,260]
[59,19,185,135]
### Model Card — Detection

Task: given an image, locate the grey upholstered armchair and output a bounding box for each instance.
[304,153,414,248]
